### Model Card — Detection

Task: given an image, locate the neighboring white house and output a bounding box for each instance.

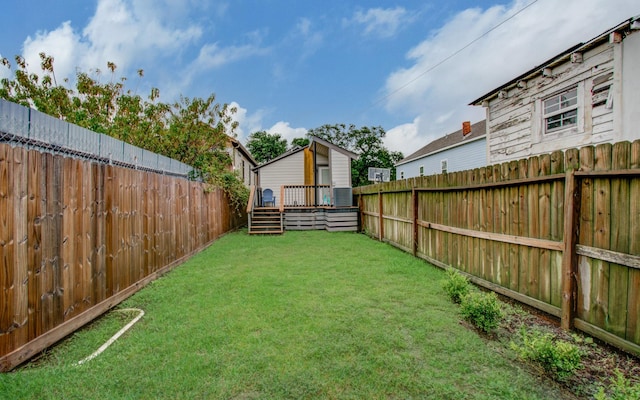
[226,136,258,187]
[395,120,487,179]
[253,135,358,207]
[470,15,640,164]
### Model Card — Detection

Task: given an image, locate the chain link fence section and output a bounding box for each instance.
[0,99,194,178]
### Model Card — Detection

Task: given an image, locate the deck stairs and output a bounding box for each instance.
[249,207,283,234]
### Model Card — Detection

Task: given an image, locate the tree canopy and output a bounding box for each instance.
[307,124,403,186]
[0,53,247,210]
[290,137,310,148]
[246,130,288,164]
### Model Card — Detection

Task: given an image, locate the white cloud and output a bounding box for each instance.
[14,0,272,104]
[19,0,203,82]
[81,0,202,71]
[383,0,640,154]
[266,121,308,144]
[192,40,267,71]
[295,18,324,59]
[384,116,428,157]
[22,21,87,80]
[348,7,412,38]
[227,101,267,143]
[228,102,308,148]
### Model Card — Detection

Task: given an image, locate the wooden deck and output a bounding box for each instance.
[248,206,358,234]
[246,185,358,234]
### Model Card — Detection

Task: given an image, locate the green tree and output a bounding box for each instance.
[291,137,310,148]
[0,53,248,211]
[246,130,288,163]
[307,124,403,186]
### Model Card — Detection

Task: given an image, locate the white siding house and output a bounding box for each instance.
[395,120,487,179]
[471,15,640,164]
[253,135,357,207]
[255,148,306,203]
[330,150,351,188]
[227,137,257,187]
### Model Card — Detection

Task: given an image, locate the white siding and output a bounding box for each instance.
[622,31,640,141]
[397,137,487,179]
[330,150,351,187]
[316,153,328,165]
[231,148,256,186]
[259,151,305,206]
[484,32,640,164]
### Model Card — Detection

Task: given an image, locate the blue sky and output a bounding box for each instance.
[1,1,638,156]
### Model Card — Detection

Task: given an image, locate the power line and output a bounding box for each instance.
[371,0,540,109]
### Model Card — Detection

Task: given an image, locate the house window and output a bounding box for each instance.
[419,166,424,177]
[543,87,578,133]
[441,159,448,174]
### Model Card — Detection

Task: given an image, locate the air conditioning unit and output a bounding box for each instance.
[333,187,353,207]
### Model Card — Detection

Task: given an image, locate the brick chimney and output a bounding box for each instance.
[462,121,471,136]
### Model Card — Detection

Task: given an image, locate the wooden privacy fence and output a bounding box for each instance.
[355,140,640,356]
[0,144,245,371]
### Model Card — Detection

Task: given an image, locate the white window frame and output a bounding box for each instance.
[543,86,578,133]
[419,165,424,177]
[441,159,448,174]
[533,83,584,142]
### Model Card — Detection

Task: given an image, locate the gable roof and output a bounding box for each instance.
[470,15,640,105]
[396,120,486,166]
[252,145,306,171]
[252,135,358,171]
[229,136,258,167]
[308,135,359,160]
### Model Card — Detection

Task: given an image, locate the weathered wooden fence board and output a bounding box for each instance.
[355,139,640,356]
[0,144,244,371]
[628,141,640,344]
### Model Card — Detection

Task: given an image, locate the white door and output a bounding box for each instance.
[318,167,331,205]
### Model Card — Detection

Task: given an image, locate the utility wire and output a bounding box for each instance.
[371,0,540,108]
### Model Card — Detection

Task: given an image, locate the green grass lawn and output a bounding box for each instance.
[0,230,567,399]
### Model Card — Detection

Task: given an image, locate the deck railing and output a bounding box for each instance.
[281,185,332,208]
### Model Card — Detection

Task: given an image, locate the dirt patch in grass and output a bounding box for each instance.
[469,297,640,399]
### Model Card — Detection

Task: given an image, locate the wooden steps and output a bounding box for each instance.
[249,208,283,234]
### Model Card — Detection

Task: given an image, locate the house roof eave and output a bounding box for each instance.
[230,137,258,166]
[395,134,486,167]
[252,146,307,171]
[469,16,637,106]
[395,119,487,166]
[308,135,359,160]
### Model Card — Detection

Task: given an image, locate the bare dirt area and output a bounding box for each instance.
[471,297,640,399]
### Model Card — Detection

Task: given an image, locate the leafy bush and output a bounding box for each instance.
[511,328,582,380]
[595,369,640,400]
[442,269,470,304]
[459,291,503,332]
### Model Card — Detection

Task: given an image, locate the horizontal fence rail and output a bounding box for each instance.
[0,144,245,371]
[355,140,640,357]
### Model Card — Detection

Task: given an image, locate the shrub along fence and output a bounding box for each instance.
[355,140,640,356]
[0,143,245,371]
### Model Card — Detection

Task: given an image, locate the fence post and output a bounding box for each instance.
[378,189,384,241]
[561,169,581,330]
[358,193,363,232]
[412,188,418,257]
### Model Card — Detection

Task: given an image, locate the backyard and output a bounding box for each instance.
[0,230,609,399]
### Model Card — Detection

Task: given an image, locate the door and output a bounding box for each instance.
[318,167,331,205]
